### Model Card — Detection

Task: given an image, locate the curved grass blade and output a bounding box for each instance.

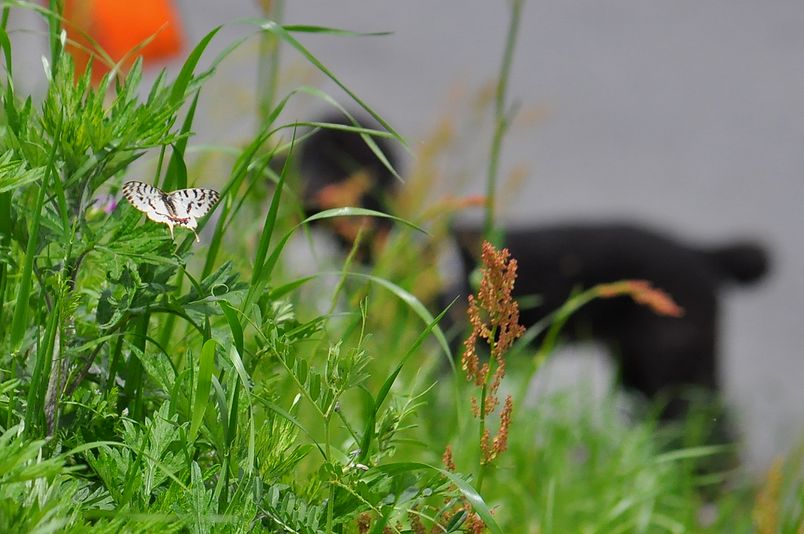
[200,89,296,277]
[260,207,426,286]
[162,90,200,191]
[358,302,454,464]
[225,345,255,476]
[251,133,290,287]
[346,272,452,367]
[170,26,221,104]
[219,301,244,358]
[255,20,405,148]
[302,207,424,231]
[281,24,391,37]
[10,114,61,350]
[189,339,216,443]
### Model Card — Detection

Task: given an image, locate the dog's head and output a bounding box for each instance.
[296,113,400,261]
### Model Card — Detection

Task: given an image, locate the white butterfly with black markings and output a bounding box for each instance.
[122,181,220,242]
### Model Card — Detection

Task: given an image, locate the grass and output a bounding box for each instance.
[0,2,801,532]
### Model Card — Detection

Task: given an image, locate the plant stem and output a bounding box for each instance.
[475,325,498,492]
[484,0,525,242]
[257,0,285,126]
[476,382,488,492]
[516,287,599,402]
[325,416,335,533]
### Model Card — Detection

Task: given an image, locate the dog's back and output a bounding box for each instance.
[453,223,769,416]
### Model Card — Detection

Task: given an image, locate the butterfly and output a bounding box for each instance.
[122,181,220,242]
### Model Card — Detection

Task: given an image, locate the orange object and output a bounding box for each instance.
[62,0,184,82]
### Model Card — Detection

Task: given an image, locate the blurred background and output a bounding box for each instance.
[10,0,803,473]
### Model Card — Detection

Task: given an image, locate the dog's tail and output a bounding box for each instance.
[706,241,769,284]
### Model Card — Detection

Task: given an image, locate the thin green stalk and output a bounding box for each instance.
[0,6,10,335]
[25,301,59,435]
[0,192,9,334]
[158,269,182,348]
[219,373,241,513]
[47,0,62,70]
[125,310,150,421]
[484,0,525,241]
[104,332,125,395]
[10,116,62,350]
[152,138,168,190]
[475,325,497,493]
[325,416,335,533]
[476,382,488,492]
[257,0,284,124]
[515,288,598,402]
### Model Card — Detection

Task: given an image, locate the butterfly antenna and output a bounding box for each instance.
[192,229,200,243]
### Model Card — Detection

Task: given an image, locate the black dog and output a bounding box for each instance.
[294,113,770,420]
[450,222,767,419]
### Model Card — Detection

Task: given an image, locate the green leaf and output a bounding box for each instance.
[219,301,244,358]
[251,137,289,286]
[255,21,405,149]
[346,272,453,366]
[189,339,217,443]
[282,24,392,37]
[0,154,45,193]
[267,275,316,300]
[162,90,199,191]
[170,26,221,104]
[261,207,426,284]
[359,303,454,463]
[10,114,61,350]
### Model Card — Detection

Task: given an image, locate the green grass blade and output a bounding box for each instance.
[163,90,200,191]
[169,26,221,104]
[303,207,425,232]
[0,26,18,132]
[124,310,150,422]
[10,116,61,350]
[251,138,289,287]
[256,21,406,148]
[259,207,426,285]
[225,345,255,476]
[189,339,216,443]
[267,275,316,300]
[286,118,403,180]
[0,189,9,330]
[346,272,453,367]
[219,301,244,359]
[24,301,59,434]
[281,24,392,37]
[358,303,454,464]
[200,92,294,277]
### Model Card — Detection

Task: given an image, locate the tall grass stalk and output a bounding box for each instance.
[484,0,525,242]
[257,0,285,123]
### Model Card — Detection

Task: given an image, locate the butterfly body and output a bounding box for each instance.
[122,181,220,242]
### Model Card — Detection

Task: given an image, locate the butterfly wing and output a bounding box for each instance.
[166,188,220,229]
[122,181,174,225]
